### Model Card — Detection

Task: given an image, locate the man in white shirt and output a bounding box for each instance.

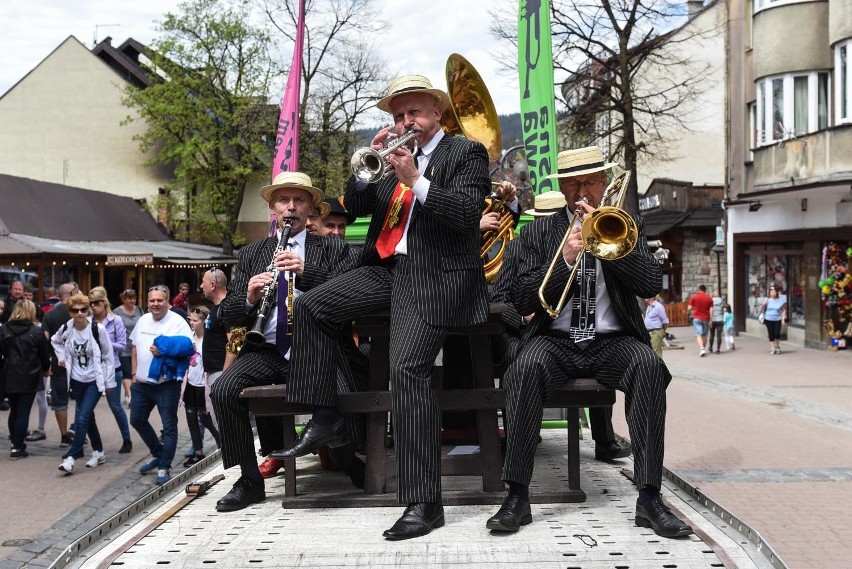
[129,285,194,485]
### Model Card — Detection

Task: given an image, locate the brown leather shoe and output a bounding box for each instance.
[258,457,284,479]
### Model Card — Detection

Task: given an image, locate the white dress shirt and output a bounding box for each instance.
[394,129,444,256]
[259,228,306,359]
[550,207,623,339]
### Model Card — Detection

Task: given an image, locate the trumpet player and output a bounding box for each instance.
[488,146,693,539]
[273,75,490,540]
[210,172,357,512]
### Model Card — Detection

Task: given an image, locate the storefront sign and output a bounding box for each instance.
[107,254,153,266]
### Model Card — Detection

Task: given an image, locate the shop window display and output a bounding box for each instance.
[819,242,852,349]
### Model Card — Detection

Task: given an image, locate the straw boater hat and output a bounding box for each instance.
[545,146,619,179]
[259,171,324,205]
[524,191,568,217]
[376,75,449,114]
[323,197,356,225]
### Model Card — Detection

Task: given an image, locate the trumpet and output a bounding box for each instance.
[480,186,516,283]
[538,171,637,318]
[350,129,419,184]
[243,216,295,350]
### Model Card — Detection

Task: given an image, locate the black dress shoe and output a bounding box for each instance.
[595,440,632,461]
[383,502,445,540]
[635,494,693,538]
[269,419,350,460]
[216,477,266,512]
[486,494,532,532]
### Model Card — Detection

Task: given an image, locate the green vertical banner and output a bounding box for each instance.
[518,0,558,195]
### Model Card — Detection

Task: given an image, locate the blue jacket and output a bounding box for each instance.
[149,336,195,381]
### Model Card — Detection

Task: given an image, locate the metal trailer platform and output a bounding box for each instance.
[64,430,783,569]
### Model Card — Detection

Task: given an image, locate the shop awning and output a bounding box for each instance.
[1,233,235,264]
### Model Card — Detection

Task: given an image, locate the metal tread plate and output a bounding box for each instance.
[78,430,763,568]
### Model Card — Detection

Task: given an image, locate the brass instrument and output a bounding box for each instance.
[442,53,512,282]
[538,171,637,318]
[481,185,515,283]
[240,216,295,351]
[350,129,420,184]
[443,53,503,161]
[225,326,246,355]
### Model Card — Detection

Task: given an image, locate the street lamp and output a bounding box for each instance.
[711,242,724,294]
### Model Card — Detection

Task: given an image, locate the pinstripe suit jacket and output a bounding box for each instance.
[344,134,491,328]
[220,232,357,330]
[513,208,661,344]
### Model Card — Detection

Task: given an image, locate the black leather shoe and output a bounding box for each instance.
[383,502,445,540]
[595,440,632,461]
[486,494,532,532]
[269,419,350,460]
[635,495,693,538]
[216,477,266,512]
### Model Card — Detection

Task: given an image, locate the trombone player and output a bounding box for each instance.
[487,146,693,539]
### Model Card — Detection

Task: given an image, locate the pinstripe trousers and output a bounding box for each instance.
[210,346,289,469]
[289,258,447,503]
[502,332,670,492]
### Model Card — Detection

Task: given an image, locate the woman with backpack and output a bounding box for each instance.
[0,299,51,459]
[51,294,116,473]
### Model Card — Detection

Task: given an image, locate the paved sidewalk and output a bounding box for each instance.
[2,330,849,568]
[612,328,852,569]
[0,398,202,568]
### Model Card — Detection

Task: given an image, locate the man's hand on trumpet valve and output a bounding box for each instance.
[275,250,304,278]
[480,211,501,232]
[370,126,394,150]
[386,144,420,188]
[494,180,517,203]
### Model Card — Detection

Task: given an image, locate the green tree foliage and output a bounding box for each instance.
[123,0,275,255]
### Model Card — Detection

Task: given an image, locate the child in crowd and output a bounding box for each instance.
[180,306,221,467]
[723,304,736,351]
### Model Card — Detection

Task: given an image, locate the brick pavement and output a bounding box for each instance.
[0,396,202,568]
[612,327,852,569]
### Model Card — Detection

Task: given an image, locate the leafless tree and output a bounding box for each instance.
[492,0,720,213]
[261,0,390,195]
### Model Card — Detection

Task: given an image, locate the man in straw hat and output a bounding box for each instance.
[486,146,693,538]
[210,171,358,512]
[271,74,491,540]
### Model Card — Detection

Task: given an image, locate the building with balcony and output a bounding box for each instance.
[727,0,852,350]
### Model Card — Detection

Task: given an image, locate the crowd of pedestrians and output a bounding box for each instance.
[0,276,228,485]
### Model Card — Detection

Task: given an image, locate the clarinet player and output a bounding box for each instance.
[210,172,357,512]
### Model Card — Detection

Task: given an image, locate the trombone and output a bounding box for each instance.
[538,171,637,318]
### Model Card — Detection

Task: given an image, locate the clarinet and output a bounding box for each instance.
[243,216,294,350]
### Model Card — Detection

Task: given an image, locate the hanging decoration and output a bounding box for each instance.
[819,241,852,349]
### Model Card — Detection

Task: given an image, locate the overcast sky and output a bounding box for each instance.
[0,0,522,121]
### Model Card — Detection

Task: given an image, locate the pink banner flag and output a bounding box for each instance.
[269,0,305,235]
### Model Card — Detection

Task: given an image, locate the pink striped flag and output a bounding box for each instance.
[270,0,305,234]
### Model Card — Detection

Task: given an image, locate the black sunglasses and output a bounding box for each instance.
[190,308,207,315]
[70,307,88,314]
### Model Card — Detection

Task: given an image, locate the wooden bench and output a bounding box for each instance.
[241,304,616,506]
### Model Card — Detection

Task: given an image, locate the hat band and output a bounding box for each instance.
[391,85,430,96]
[558,160,605,174]
[535,205,565,213]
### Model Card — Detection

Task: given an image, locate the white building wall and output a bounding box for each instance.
[0,37,168,202]
[635,3,727,194]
